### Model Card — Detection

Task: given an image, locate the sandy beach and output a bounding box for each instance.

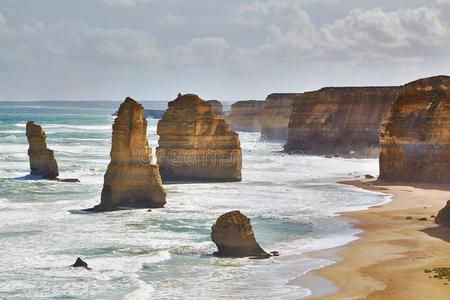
[311,179,450,299]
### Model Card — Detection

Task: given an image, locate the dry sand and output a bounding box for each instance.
[311,179,450,299]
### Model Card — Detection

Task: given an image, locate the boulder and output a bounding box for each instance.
[435,200,450,226]
[157,94,242,182]
[25,121,59,180]
[379,76,450,182]
[228,100,265,132]
[89,97,166,212]
[211,210,269,258]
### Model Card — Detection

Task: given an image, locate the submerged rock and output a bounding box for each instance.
[72,257,91,270]
[379,76,450,182]
[228,100,265,132]
[435,200,450,226]
[25,121,59,180]
[211,210,269,258]
[157,94,242,182]
[89,97,166,212]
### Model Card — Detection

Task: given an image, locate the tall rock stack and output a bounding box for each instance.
[91,97,166,211]
[157,94,242,182]
[207,100,224,115]
[228,100,265,132]
[261,94,298,141]
[26,121,59,180]
[379,76,450,182]
[285,87,400,157]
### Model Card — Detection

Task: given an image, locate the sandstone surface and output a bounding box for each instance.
[228,100,264,132]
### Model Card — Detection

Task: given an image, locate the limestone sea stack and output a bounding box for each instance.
[211,211,269,258]
[26,121,59,180]
[90,97,166,211]
[157,94,242,182]
[228,100,265,132]
[285,87,400,157]
[207,100,223,115]
[435,200,450,225]
[379,76,450,182]
[261,94,298,141]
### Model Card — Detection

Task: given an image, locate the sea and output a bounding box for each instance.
[0,101,390,299]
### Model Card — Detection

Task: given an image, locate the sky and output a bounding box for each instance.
[0,0,449,101]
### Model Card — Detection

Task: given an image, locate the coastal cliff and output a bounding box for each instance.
[285,87,400,157]
[26,121,59,179]
[156,94,242,182]
[91,97,166,211]
[261,94,298,141]
[207,100,223,115]
[228,100,264,132]
[379,76,450,182]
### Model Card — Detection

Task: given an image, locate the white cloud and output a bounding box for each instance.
[157,13,185,26]
[171,37,230,66]
[102,0,149,7]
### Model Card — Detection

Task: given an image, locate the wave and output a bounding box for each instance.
[14,123,112,131]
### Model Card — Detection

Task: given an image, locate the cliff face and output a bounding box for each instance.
[207,100,223,115]
[211,210,269,258]
[285,87,400,157]
[157,94,242,182]
[93,97,166,211]
[379,76,450,182]
[228,100,265,132]
[26,121,59,179]
[261,94,298,141]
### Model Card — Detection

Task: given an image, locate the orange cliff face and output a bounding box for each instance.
[90,97,166,211]
[228,100,265,132]
[26,121,59,180]
[156,94,242,182]
[380,76,450,182]
[261,94,297,141]
[284,87,400,157]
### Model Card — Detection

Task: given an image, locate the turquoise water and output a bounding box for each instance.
[0,103,389,299]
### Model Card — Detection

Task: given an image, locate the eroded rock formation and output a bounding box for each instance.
[261,94,298,141]
[435,200,450,225]
[207,100,223,115]
[26,121,59,179]
[157,94,242,182]
[90,97,166,211]
[211,210,269,258]
[228,100,265,132]
[379,76,450,182]
[285,87,400,157]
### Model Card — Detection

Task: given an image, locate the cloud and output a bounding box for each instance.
[171,37,230,66]
[157,13,185,26]
[102,0,149,7]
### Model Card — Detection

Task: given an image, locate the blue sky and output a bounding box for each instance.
[0,0,448,100]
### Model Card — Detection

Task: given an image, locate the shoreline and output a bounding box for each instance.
[300,179,450,299]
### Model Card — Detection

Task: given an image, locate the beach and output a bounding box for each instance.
[314,179,450,299]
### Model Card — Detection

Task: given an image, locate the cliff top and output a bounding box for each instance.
[117,97,144,114]
[231,100,265,108]
[169,93,210,108]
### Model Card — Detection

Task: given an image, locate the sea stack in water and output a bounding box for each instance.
[207,100,223,115]
[379,76,450,182]
[157,94,242,182]
[26,121,59,179]
[261,94,297,141]
[435,201,450,226]
[91,97,166,211]
[285,87,400,157]
[228,100,265,132]
[211,211,269,258]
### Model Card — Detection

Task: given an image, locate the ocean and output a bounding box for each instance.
[0,102,390,299]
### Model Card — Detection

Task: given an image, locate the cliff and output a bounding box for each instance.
[379,76,450,182]
[228,100,265,132]
[285,87,400,157]
[156,94,242,182]
[211,211,269,258]
[261,94,298,141]
[91,97,166,211]
[207,100,223,115]
[26,121,59,179]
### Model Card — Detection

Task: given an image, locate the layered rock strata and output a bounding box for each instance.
[261,94,298,141]
[207,100,223,115]
[379,76,450,182]
[91,97,166,211]
[285,87,400,157]
[156,94,242,182]
[26,121,59,179]
[228,100,265,132]
[211,210,269,258]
